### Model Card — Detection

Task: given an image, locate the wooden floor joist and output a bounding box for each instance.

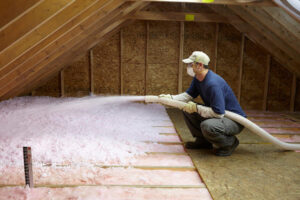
[0,184,205,189]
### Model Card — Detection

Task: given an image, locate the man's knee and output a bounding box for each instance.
[200,120,219,138]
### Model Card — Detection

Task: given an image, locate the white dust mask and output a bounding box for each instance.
[187,66,195,77]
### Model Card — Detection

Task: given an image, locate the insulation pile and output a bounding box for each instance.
[0,96,212,200]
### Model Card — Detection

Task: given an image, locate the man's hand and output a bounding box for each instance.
[183,101,198,114]
[158,94,172,99]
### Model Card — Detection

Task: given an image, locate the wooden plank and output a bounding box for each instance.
[60,69,65,97]
[212,23,219,73]
[208,5,300,78]
[128,0,275,6]
[0,3,148,99]
[262,7,300,40]
[0,0,41,28]
[0,0,72,51]
[272,0,300,22]
[263,55,271,111]
[295,79,300,112]
[290,74,297,112]
[178,22,184,93]
[89,50,94,94]
[145,22,149,95]
[0,0,98,71]
[0,184,205,189]
[228,5,300,65]
[244,6,300,54]
[0,0,125,97]
[129,11,229,23]
[120,29,124,95]
[238,33,244,102]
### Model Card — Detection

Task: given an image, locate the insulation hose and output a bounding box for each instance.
[144,95,300,151]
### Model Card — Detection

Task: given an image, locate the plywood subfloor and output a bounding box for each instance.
[167,108,300,200]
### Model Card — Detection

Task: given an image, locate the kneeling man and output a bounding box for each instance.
[160,51,246,156]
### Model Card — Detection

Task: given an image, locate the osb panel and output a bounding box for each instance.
[147,64,178,95]
[147,21,179,95]
[183,22,216,92]
[123,63,145,95]
[93,33,120,95]
[267,58,292,111]
[144,2,182,12]
[122,21,146,95]
[32,73,60,97]
[295,78,300,111]
[122,21,146,64]
[64,53,90,97]
[168,108,300,200]
[216,23,242,96]
[240,38,268,110]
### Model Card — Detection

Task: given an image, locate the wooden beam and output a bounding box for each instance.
[120,30,124,95]
[243,6,300,55]
[263,54,271,111]
[272,0,300,22]
[290,74,297,112]
[129,11,230,23]
[238,33,245,102]
[145,21,149,95]
[228,5,300,65]
[178,22,184,93]
[213,23,219,73]
[0,0,99,71]
[262,7,300,40]
[89,49,94,94]
[0,0,125,96]
[0,0,41,28]
[6,20,135,100]
[60,69,65,97]
[0,2,148,100]
[208,5,300,78]
[0,0,73,51]
[128,0,275,6]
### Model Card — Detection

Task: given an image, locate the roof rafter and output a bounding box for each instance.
[0,2,149,100]
[208,5,300,77]
[228,5,300,64]
[129,11,230,23]
[128,0,275,6]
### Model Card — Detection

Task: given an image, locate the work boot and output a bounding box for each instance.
[215,138,239,156]
[185,138,213,149]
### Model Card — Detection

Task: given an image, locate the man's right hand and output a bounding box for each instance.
[158,94,172,99]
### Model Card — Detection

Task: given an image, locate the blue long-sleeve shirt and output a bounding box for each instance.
[186,70,246,117]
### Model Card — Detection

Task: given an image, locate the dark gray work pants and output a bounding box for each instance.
[183,111,244,148]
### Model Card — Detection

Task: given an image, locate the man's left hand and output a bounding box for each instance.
[182,101,198,114]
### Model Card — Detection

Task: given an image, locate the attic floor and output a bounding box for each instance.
[167,108,300,200]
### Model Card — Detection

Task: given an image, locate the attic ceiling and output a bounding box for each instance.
[0,0,299,100]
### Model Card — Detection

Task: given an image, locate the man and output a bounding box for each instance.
[159,51,246,156]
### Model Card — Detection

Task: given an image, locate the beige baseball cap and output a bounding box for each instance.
[182,51,210,65]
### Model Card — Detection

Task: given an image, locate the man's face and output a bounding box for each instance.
[189,62,202,75]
